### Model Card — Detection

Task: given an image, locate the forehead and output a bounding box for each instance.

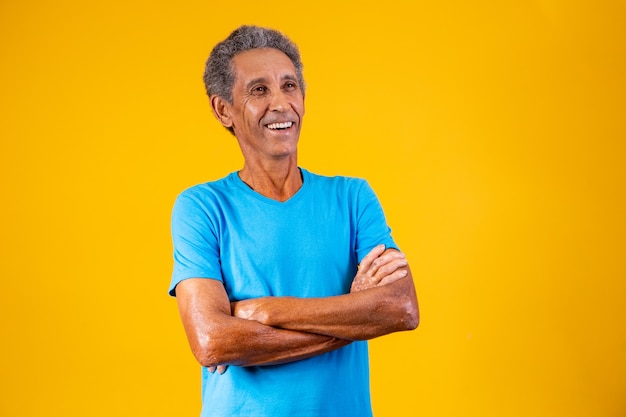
[232,48,297,84]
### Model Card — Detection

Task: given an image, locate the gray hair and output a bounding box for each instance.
[203,25,306,104]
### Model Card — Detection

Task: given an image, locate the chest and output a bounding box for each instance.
[215,197,358,300]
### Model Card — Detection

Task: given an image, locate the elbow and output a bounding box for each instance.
[375,293,419,335]
[403,303,420,331]
[399,276,420,331]
[192,333,227,368]
[196,352,220,369]
[399,294,420,331]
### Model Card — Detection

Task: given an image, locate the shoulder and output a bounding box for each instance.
[172,173,240,221]
[175,173,236,204]
[302,168,370,194]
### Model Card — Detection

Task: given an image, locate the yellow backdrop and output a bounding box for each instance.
[1,1,625,416]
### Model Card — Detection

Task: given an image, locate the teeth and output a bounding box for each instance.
[267,122,293,130]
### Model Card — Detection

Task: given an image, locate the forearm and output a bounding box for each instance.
[176,278,351,369]
[186,311,351,368]
[233,272,419,341]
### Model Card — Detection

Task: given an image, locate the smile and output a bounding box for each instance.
[266,121,294,130]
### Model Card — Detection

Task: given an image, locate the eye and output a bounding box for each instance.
[283,81,300,93]
[252,85,267,95]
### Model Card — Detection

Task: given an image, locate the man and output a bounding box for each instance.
[169,25,419,417]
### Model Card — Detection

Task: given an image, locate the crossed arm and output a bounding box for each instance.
[175,245,419,371]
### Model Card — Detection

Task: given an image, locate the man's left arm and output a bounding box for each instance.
[232,247,419,341]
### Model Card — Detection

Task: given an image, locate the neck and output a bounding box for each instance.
[238,158,302,202]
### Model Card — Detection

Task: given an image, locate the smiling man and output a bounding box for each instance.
[169,25,419,417]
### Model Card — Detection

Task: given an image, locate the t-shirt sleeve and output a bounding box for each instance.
[354,180,399,263]
[169,191,223,297]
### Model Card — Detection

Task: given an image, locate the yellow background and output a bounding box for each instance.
[1,1,625,416]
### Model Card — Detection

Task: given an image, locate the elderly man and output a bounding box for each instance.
[169,25,419,417]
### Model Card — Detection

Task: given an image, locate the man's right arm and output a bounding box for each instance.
[175,278,351,369]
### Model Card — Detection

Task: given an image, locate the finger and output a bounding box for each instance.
[358,244,386,272]
[373,258,408,280]
[218,365,228,374]
[369,251,406,276]
[377,250,406,265]
[377,268,409,287]
[208,366,217,373]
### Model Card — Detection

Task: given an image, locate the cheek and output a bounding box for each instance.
[290,101,304,118]
[242,103,265,124]
[296,98,305,116]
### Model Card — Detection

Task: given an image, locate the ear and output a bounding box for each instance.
[210,95,233,129]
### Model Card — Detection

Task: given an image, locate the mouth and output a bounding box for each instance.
[265,121,294,131]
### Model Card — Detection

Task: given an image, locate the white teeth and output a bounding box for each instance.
[266,122,293,130]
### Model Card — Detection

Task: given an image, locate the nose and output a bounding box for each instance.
[269,90,290,112]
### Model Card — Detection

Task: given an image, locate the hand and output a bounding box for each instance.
[351,244,408,293]
[231,298,270,325]
[208,365,228,374]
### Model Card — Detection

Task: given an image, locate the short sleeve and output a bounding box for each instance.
[354,180,399,263]
[169,191,223,296]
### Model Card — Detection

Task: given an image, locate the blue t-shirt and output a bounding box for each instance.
[170,168,397,417]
